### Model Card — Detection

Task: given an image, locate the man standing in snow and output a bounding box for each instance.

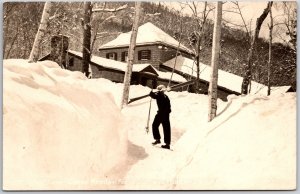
[149,85,171,149]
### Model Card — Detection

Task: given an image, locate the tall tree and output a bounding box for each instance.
[83,2,131,77]
[208,1,222,122]
[267,6,273,96]
[121,1,142,108]
[3,2,17,57]
[187,2,213,93]
[282,2,297,90]
[167,4,185,88]
[91,3,129,53]
[28,2,52,62]
[241,2,273,94]
[282,2,297,50]
[82,2,92,77]
[4,3,44,59]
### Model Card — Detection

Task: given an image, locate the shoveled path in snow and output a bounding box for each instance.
[91,80,295,190]
[120,93,296,190]
[119,90,226,189]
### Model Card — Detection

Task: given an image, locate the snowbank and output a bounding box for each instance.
[172,93,296,190]
[3,59,296,190]
[3,59,128,190]
[124,92,296,190]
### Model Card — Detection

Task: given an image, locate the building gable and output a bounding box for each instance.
[99,22,192,54]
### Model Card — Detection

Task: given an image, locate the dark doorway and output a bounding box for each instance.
[141,77,147,86]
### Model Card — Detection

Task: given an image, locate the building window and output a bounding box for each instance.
[106,52,117,60]
[121,51,128,62]
[138,50,151,61]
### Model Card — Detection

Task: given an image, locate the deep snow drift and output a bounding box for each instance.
[3,59,296,190]
[3,59,128,189]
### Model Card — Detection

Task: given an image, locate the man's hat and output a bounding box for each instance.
[156,85,166,91]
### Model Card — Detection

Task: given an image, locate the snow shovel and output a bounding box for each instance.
[145,98,152,134]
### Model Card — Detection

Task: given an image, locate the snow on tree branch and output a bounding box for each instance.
[92,4,128,13]
[49,14,60,21]
[100,15,116,24]
[146,12,161,17]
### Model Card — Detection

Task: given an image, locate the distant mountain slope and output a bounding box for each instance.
[96,2,296,88]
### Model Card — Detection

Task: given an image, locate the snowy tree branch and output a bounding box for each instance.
[92,4,128,13]
[222,18,248,28]
[146,12,161,17]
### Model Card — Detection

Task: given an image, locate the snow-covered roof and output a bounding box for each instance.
[157,71,187,83]
[134,63,186,82]
[68,50,186,83]
[99,22,192,54]
[163,55,269,95]
[68,50,154,73]
[69,50,127,71]
[270,86,292,95]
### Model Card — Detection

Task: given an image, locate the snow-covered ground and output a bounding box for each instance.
[3,59,296,190]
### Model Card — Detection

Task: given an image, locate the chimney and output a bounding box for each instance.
[49,35,69,68]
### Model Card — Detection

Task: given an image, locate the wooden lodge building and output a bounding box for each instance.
[40,22,293,101]
[97,22,193,70]
[40,22,188,91]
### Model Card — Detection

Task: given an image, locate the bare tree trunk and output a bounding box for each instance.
[91,2,106,53]
[90,3,128,54]
[267,7,273,96]
[195,38,201,93]
[195,2,208,93]
[3,8,12,58]
[121,1,142,108]
[5,25,19,59]
[28,2,52,62]
[241,2,273,94]
[208,1,222,122]
[82,2,92,77]
[168,17,183,88]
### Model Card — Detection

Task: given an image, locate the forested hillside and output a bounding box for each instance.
[3,2,296,88]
